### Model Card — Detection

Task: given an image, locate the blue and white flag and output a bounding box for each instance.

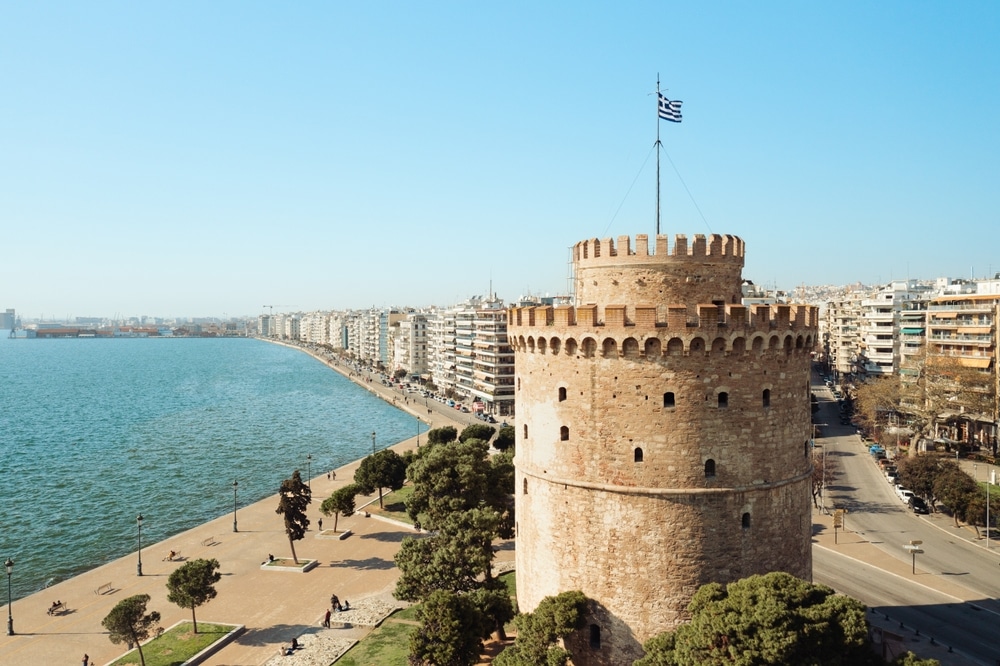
[658,93,682,122]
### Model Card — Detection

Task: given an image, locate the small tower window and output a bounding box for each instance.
[523,479,528,495]
[558,387,567,402]
[560,426,569,441]
[663,392,675,408]
[718,392,729,408]
[804,440,810,458]
[523,424,528,439]
[589,624,601,649]
[762,389,770,408]
[705,459,716,477]
[742,512,751,529]
[634,447,644,463]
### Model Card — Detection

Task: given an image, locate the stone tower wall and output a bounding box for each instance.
[511,233,816,665]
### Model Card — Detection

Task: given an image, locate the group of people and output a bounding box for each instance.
[277,637,299,656]
[47,600,64,615]
[321,594,350,627]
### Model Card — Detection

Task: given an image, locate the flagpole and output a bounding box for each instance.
[655,75,662,236]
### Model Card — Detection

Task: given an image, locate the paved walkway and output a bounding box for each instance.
[0,346,495,666]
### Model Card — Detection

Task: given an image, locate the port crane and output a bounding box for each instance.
[262,305,290,315]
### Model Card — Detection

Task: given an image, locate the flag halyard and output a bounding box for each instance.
[658,93,682,123]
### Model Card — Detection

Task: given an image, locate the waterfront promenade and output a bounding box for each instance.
[0,346,493,666]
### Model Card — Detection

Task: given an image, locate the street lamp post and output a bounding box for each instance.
[136,514,144,576]
[5,557,13,636]
[232,480,239,533]
[306,454,312,490]
[416,416,420,447]
[371,431,376,455]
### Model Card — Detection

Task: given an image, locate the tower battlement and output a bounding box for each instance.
[574,233,745,266]
[510,302,818,332]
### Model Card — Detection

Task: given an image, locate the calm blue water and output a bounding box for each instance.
[0,333,424,600]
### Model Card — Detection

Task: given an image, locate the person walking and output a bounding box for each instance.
[323,608,331,628]
[318,518,323,531]
[83,654,89,666]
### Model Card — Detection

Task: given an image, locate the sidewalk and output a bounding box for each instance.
[813,509,983,665]
[0,350,489,666]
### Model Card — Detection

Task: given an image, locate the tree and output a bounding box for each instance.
[354,448,407,509]
[409,589,485,666]
[394,368,407,380]
[493,424,515,452]
[933,464,978,527]
[494,590,587,666]
[426,426,458,445]
[459,423,496,443]
[486,449,516,539]
[897,455,954,511]
[468,581,516,641]
[166,558,221,634]
[852,375,901,442]
[810,449,837,509]
[275,469,311,563]
[406,439,491,528]
[102,594,161,666]
[634,572,874,666]
[395,508,499,602]
[320,483,359,531]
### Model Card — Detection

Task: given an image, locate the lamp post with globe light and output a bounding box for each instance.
[5,558,13,636]
[233,480,239,532]
[136,514,144,576]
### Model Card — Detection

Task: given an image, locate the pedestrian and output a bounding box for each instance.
[331,470,336,480]
[318,518,323,531]
[323,608,331,628]
[326,471,330,480]
[83,655,89,666]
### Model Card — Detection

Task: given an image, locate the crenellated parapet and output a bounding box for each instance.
[574,233,745,266]
[509,302,818,332]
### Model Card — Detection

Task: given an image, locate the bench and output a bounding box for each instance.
[338,529,353,541]
[201,536,217,547]
[47,601,67,615]
[95,582,113,595]
[162,550,182,561]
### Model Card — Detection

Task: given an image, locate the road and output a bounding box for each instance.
[812,378,1000,665]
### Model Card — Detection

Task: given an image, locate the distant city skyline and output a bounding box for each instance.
[3,2,998,319]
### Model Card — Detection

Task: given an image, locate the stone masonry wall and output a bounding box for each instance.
[512,233,816,666]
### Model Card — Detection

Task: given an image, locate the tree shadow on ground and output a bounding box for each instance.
[333,557,396,571]
[234,624,311,647]
[360,530,419,544]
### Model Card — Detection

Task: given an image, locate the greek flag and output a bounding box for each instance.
[658,93,682,122]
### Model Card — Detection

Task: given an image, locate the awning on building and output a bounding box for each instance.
[900,328,925,335]
[962,358,993,368]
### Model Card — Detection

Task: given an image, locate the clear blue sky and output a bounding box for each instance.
[3,2,998,319]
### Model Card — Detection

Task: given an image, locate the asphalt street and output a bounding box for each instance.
[812,376,1000,665]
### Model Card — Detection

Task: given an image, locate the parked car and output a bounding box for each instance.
[898,489,915,504]
[885,470,899,483]
[908,497,930,514]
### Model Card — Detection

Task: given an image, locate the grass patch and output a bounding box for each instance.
[369,486,414,522]
[392,605,421,622]
[110,622,235,666]
[335,615,415,666]
[499,571,516,597]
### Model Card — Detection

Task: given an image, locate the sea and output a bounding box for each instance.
[0,332,424,600]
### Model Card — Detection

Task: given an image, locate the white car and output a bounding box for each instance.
[897,488,915,503]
